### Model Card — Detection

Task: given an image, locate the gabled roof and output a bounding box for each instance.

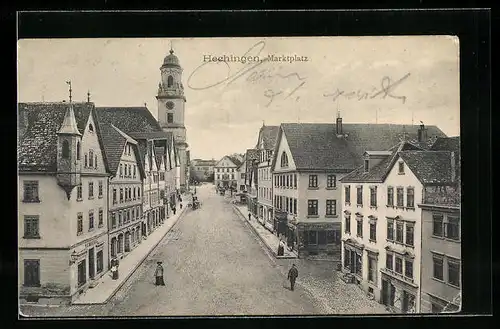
[271,123,446,171]
[256,125,280,150]
[430,136,460,153]
[99,123,145,178]
[399,150,454,184]
[236,155,247,169]
[228,156,243,167]
[18,102,96,172]
[95,107,163,134]
[341,141,424,183]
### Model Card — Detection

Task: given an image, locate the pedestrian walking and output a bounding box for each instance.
[248,212,251,221]
[172,207,176,215]
[154,261,165,286]
[287,264,299,291]
[277,240,285,256]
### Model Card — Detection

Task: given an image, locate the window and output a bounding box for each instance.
[23,260,40,287]
[368,254,377,282]
[327,230,336,244]
[345,215,351,233]
[446,216,460,240]
[308,200,318,216]
[77,184,83,200]
[364,159,369,172]
[293,174,297,188]
[433,214,444,237]
[89,210,94,230]
[398,161,404,174]
[24,215,39,238]
[95,155,98,168]
[280,152,289,167]
[327,175,336,188]
[98,208,103,227]
[119,164,123,178]
[111,212,117,229]
[395,256,403,274]
[167,113,174,123]
[77,141,81,160]
[433,255,444,280]
[167,75,174,87]
[355,253,362,276]
[405,259,413,278]
[344,248,351,268]
[293,199,297,214]
[396,187,404,207]
[356,218,363,237]
[386,253,393,270]
[89,150,94,167]
[448,259,461,287]
[96,250,103,274]
[120,188,123,203]
[369,222,377,241]
[98,181,103,198]
[113,189,117,204]
[77,213,83,235]
[370,187,377,207]
[396,221,404,243]
[308,231,318,245]
[62,140,70,158]
[326,200,337,216]
[387,220,394,240]
[23,181,39,202]
[88,182,94,199]
[85,154,88,167]
[345,185,351,204]
[387,187,394,206]
[318,231,327,245]
[406,187,414,208]
[308,175,318,188]
[406,224,414,246]
[356,187,363,205]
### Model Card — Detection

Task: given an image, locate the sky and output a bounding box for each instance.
[18,36,460,160]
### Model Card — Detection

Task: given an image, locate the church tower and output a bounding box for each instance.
[157,45,189,190]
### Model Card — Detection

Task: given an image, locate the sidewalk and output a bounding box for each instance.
[72,199,189,305]
[233,204,297,259]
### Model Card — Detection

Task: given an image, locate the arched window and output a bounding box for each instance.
[62,140,70,159]
[167,75,174,88]
[88,123,94,132]
[89,150,94,167]
[76,141,81,160]
[280,152,289,167]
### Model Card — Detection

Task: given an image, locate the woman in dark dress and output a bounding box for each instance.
[154,261,165,286]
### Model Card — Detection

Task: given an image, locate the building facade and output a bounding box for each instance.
[256,125,279,231]
[236,155,247,192]
[99,123,146,262]
[19,101,110,304]
[271,118,447,260]
[245,149,260,218]
[214,156,242,189]
[190,159,216,182]
[157,48,189,191]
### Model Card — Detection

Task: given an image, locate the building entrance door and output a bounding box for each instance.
[77,260,86,287]
[88,248,95,279]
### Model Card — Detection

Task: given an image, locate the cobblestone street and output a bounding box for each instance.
[21,184,386,317]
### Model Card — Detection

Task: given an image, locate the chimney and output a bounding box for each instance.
[418,122,428,142]
[336,111,343,135]
[450,151,456,182]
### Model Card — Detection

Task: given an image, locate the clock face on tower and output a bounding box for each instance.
[166,101,175,110]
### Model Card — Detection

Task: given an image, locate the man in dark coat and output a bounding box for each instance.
[248,212,252,221]
[287,264,299,291]
[154,261,165,286]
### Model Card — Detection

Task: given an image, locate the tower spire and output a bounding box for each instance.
[87,90,91,103]
[66,81,72,104]
[170,40,174,54]
[59,81,80,136]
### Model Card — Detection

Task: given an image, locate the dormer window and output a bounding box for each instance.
[280,152,289,167]
[364,159,369,172]
[398,161,405,174]
[88,124,94,132]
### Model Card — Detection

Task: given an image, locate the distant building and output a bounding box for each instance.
[244,149,260,217]
[271,116,446,259]
[236,155,247,192]
[256,125,280,231]
[18,101,110,304]
[190,159,217,182]
[214,155,242,188]
[419,137,461,313]
[340,134,457,314]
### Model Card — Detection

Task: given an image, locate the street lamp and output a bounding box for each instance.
[69,250,78,265]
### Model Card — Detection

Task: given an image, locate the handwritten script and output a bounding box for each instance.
[187,41,307,107]
[323,73,411,104]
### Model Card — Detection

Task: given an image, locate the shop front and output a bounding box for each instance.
[297,222,341,258]
[380,270,418,313]
[342,238,364,283]
[70,233,108,301]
